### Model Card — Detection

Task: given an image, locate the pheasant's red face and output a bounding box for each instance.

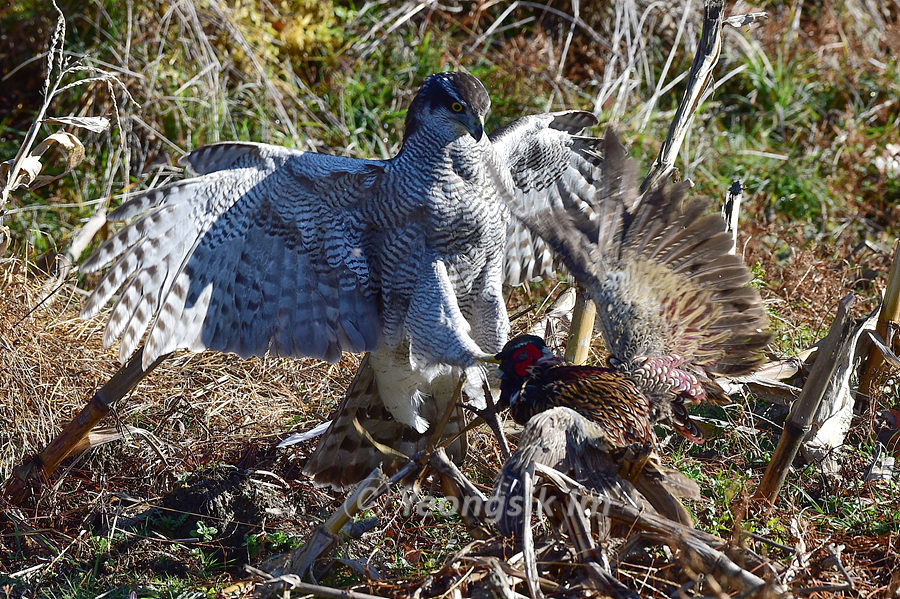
[512,344,542,377]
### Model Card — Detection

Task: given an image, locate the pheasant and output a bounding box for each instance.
[496,334,653,447]
[490,131,766,545]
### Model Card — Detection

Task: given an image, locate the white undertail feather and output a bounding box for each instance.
[369,346,459,434]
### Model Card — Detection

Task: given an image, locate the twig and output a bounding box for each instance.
[723,11,768,28]
[641,0,726,192]
[476,378,512,459]
[255,574,388,599]
[533,463,785,596]
[825,543,856,592]
[426,377,464,454]
[521,463,543,599]
[722,180,743,254]
[431,447,489,532]
[859,239,900,400]
[794,584,856,595]
[739,530,796,554]
[3,347,167,505]
[262,458,423,593]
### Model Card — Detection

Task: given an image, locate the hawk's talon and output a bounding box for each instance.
[461,380,511,459]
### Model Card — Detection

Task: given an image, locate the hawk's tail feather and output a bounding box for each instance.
[303,354,468,491]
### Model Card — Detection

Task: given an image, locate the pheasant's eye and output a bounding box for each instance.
[450,102,464,113]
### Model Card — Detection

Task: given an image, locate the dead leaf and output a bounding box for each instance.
[867,330,900,368]
[44,115,111,133]
[0,155,43,192]
[33,131,85,173]
[1,131,87,193]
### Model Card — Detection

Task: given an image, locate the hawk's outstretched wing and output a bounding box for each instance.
[489,111,603,286]
[81,143,385,369]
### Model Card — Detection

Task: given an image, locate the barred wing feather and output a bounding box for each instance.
[81,143,385,369]
[503,130,769,377]
[489,111,604,285]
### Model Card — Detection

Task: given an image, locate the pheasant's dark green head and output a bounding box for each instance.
[494,334,553,409]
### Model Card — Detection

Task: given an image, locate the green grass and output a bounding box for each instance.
[5,0,896,255]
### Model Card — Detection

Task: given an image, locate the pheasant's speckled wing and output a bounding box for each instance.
[509,130,769,378]
[492,406,638,536]
[81,142,385,369]
[608,180,769,376]
[489,111,603,286]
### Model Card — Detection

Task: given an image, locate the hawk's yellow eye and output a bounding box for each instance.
[450,102,464,112]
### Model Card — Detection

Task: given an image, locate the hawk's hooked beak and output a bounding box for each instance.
[468,121,484,142]
[459,113,484,141]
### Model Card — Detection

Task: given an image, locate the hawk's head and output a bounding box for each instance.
[404,72,490,143]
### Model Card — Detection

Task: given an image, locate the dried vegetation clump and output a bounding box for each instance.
[0,255,355,526]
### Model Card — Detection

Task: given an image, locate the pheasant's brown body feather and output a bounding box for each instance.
[508,363,652,447]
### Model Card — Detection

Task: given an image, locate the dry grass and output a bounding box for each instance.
[0,257,356,482]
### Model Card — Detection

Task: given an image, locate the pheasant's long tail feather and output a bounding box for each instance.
[630,462,700,526]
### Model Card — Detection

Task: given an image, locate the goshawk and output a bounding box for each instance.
[81,72,605,488]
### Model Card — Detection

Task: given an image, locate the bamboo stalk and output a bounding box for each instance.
[3,348,165,504]
[753,293,856,506]
[859,240,900,400]
[564,287,597,365]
